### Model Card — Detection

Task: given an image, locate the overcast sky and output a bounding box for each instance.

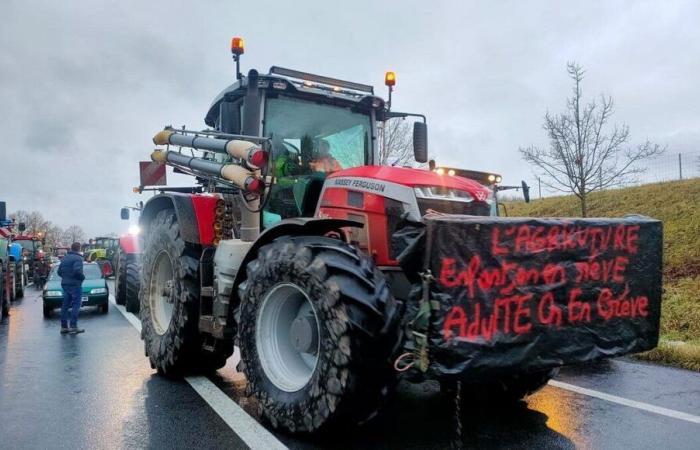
[1,0,698,236]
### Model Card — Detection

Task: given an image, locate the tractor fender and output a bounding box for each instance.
[8,243,22,262]
[230,217,363,294]
[139,193,219,246]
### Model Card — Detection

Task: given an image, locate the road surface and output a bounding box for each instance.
[0,283,698,449]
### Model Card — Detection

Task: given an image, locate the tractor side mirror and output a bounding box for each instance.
[120,208,129,220]
[521,181,531,203]
[413,122,428,163]
[18,222,26,232]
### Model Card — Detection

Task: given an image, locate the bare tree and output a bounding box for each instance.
[62,225,86,244]
[520,62,664,216]
[10,210,50,235]
[43,224,65,248]
[379,119,414,166]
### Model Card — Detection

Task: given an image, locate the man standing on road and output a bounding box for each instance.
[57,242,85,334]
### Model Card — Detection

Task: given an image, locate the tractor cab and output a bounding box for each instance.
[204,60,488,229]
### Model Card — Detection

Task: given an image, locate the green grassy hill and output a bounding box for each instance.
[505,179,700,344]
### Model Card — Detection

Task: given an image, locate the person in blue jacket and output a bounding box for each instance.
[57,242,86,334]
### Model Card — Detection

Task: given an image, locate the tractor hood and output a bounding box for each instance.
[328,166,493,202]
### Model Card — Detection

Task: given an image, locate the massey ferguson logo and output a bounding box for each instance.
[475,190,488,201]
[333,178,387,193]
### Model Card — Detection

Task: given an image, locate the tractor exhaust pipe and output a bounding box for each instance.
[239,69,262,242]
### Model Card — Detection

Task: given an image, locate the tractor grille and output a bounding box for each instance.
[416,198,491,216]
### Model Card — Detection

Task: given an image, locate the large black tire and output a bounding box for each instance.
[1,273,8,319]
[237,236,402,433]
[125,260,141,314]
[15,264,24,298]
[114,249,127,305]
[43,304,52,318]
[140,209,230,376]
[462,369,559,404]
[8,264,16,302]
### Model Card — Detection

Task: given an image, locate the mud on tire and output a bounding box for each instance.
[140,209,230,376]
[237,235,402,433]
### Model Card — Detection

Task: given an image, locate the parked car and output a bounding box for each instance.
[42,262,109,317]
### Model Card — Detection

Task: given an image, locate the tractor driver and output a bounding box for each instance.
[310,139,342,173]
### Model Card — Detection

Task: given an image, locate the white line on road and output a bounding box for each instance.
[109,295,288,450]
[548,380,700,425]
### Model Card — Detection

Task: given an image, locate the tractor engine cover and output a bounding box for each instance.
[394,214,663,381]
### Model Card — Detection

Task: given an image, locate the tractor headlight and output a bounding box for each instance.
[414,187,474,203]
[90,288,107,294]
[46,290,63,297]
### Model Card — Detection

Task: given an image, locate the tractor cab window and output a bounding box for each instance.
[262,95,371,226]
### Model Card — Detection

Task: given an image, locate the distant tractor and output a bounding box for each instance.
[131,39,663,434]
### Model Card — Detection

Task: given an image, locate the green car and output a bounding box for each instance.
[42,262,109,318]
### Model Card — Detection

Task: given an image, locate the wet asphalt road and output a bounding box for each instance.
[1,284,698,450]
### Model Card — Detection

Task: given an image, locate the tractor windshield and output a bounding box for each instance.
[262,95,372,225]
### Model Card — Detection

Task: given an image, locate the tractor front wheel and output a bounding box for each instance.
[8,263,16,302]
[125,260,141,314]
[140,209,228,376]
[237,236,401,433]
[115,249,127,306]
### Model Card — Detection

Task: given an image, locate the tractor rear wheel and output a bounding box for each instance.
[140,209,228,376]
[237,236,402,433]
[125,260,141,314]
[15,264,24,299]
[115,249,127,305]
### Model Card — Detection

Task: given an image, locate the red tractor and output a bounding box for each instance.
[135,39,663,434]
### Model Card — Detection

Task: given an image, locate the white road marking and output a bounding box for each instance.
[109,294,288,450]
[548,380,700,425]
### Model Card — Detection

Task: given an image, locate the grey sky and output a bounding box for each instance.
[1,0,698,236]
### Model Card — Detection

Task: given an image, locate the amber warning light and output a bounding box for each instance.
[231,37,245,55]
[384,71,396,87]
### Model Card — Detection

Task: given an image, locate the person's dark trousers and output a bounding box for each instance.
[60,285,82,328]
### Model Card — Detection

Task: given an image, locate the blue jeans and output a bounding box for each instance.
[60,285,82,328]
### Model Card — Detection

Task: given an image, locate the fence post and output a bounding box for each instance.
[538,177,542,199]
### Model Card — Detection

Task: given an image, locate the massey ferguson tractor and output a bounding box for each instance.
[135,39,663,434]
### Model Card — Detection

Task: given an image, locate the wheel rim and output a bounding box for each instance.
[149,250,175,335]
[256,283,321,393]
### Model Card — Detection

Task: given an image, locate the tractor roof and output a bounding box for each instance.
[205,66,385,127]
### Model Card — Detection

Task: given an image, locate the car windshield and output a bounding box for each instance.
[49,263,103,281]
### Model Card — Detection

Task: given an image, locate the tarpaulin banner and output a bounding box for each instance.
[394,214,663,380]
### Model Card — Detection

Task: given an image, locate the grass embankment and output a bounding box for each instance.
[505,179,700,369]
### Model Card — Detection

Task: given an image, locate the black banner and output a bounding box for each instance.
[395,215,663,380]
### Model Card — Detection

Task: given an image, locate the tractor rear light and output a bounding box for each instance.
[248,149,268,168]
[245,177,263,193]
[231,37,245,55]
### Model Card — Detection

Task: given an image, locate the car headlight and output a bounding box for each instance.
[46,290,63,297]
[90,288,107,294]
